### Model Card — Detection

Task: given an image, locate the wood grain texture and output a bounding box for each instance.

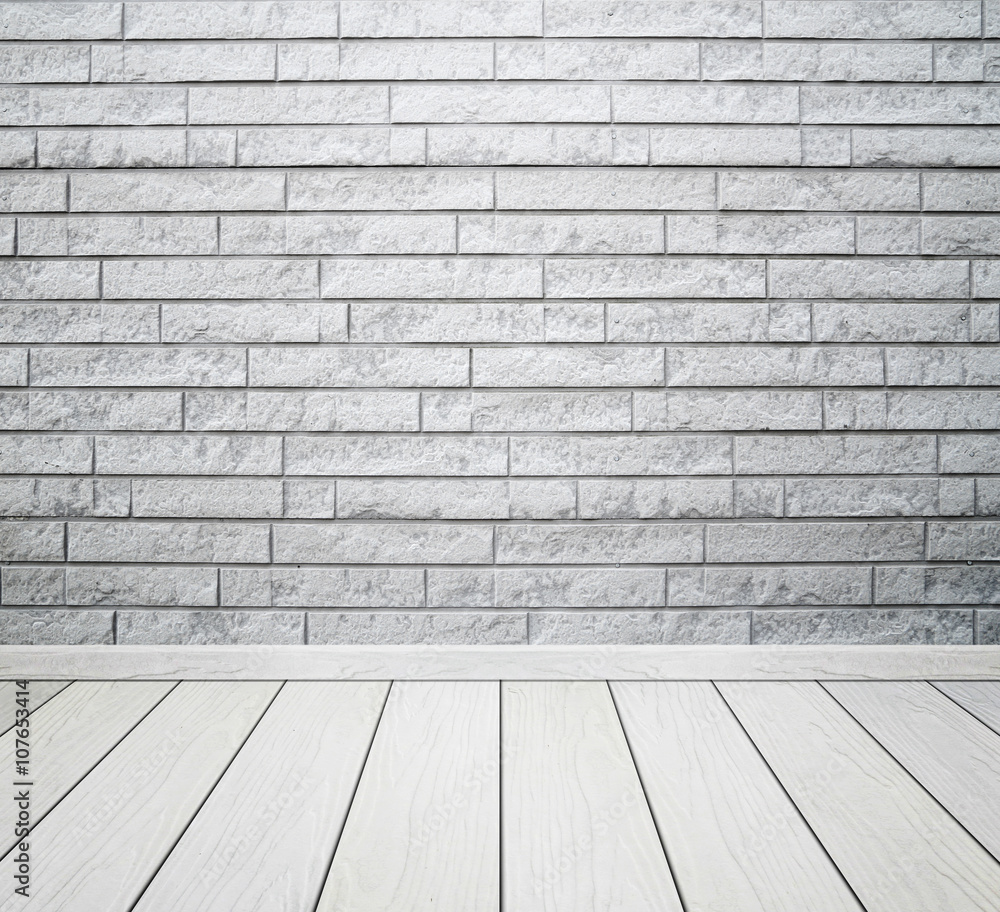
[317,681,499,912]
[133,681,388,912]
[719,681,1000,912]
[502,681,683,912]
[2,646,999,680]
[0,680,70,737]
[935,681,1000,735]
[611,681,862,912]
[0,681,279,912]
[0,680,175,854]
[825,680,1000,861]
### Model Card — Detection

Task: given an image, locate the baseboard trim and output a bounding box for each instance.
[1,645,998,680]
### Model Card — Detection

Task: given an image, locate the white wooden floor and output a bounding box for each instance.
[2,677,1000,911]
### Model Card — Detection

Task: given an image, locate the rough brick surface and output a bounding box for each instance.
[1,2,997,645]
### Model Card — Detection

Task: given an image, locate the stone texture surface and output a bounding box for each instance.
[0,4,995,646]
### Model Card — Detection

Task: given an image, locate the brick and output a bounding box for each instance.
[103,259,318,299]
[934,44,987,81]
[975,261,1000,298]
[737,435,936,475]
[497,523,703,564]
[231,391,419,432]
[95,435,282,476]
[0,478,125,518]
[0,394,28,431]
[0,87,186,127]
[338,480,508,520]
[608,302,768,343]
[0,262,98,300]
[496,568,665,607]
[923,217,1000,256]
[876,566,1000,605]
[545,257,764,298]
[0,174,65,213]
[800,128,852,167]
[460,214,663,255]
[69,521,270,563]
[805,87,1000,125]
[125,1,340,39]
[283,215,456,254]
[341,1,542,37]
[857,217,920,256]
[669,215,854,255]
[923,173,1000,212]
[0,3,122,39]
[720,171,919,211]
[1,568,64,606]
[122,43,276,82]
[428,126,619,166]
[813,303,973,343]
[71,171,285,212]
[616,85,797,123]
[283,481,337,519]
[270,569,424,607]
[274,523,493,564]
[132,480,282,519]
[163,302,346,344]
[0,349,26,386]
[22,216,214,257]
[277,43,339,80]
[888,392,1000,430]
[657,391,822,431]
[709,522,924,563]
[342,40,492,79]
[187,130,237,167]
[0,436,93,474]
[887,348,1000,386]
[352,302,543,343]
[118,610,304,645]
[735,479,784,518]
[289,169,493,210]
[430,391,631,432]
[670,567,871,607]
[510,480,577,520]
[427,570,494,608]
[0,132,35,169]
[285,436,508,476]
[0,45,89,82]
[785,479,941,518]
[579,480,732,519]
[31,348,244,388]
[239,128,389,167]
[530,611,750,645]
[250,347,467,388]
[0,610,113,646]
[0,521,64,561]
[321,258,541,298]
[928,521,1000,560]
[982,611,1000,645]
[394,84,609,123]
[474,346,663,387]
[823,391,888,431]
[978,479,1000,516]
[752,608,973,645]
[309,612,526,645]
[854,128,1000,168]
[30,391,181,431]
[220,569,272,607]
[511,435,731,475]
[190,86,387,125]
[770,260,969,299]
[668,347,882,387]
[498,40,699,80]
[497,169,715,210]
[544,2,761,37]
[765,42,932,82]
[66,567,217,607]
[545,303,605,343]
[652,127,801,166]
[763,1,979,39]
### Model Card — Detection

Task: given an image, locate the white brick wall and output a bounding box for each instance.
[1,0,998,646]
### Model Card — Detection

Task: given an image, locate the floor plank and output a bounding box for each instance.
[719,681,1000,912]
[826,681,1000,862]
[612,681,862,912]
[935,681,1000,735]
[133,681,388,912]
[317,681,499,912]
[502,681,683,912]
[0,681,71,736]
[0,680,175,855]
[0,681,279,912]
